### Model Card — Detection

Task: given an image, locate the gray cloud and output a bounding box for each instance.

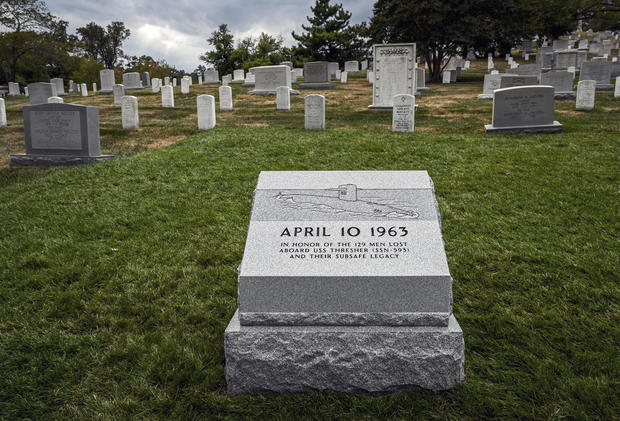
[47,0,374,71]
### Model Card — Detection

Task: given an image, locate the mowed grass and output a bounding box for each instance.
[0,61,619,420]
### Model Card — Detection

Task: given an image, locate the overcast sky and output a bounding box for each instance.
[48,0,375,71]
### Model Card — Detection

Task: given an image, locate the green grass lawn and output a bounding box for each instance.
[0,63,619,420]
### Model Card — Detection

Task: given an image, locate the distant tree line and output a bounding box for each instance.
[202,0,619,81]
[0,0,176,85]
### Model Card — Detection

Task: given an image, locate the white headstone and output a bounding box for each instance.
[173,78,177,87]
[442,71,451,84]
[81,83,88,96]
[335,69,342,79]
[344,61,359,73]
[219,85,233,111]
[24,87,28,97]
[181,77,190,94]
[340,71,348,84]
[161,85,174,108]
[197,94,216,130]
[164,76,170,86]
[0,98,6,127]
[92,83,97,93]
[113,84,124,107]
[304,94,325,130]
[152,78,161,93]
[99,69,115,93]
[615,76,620,98]
[369,43,416,109]
[276,86,290,110]
[47,96,63,103]
[392,94,415,132]
[525,53,530,61]
[121,96,139,130]
[576,80,596,110]
[233,69,245,81]
[491,70,499,75]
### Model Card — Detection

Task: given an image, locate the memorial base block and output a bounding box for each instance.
[595,84,614,91]
[298,82,336,89]
[484,121,563,134]
[554,92,576,100]
[10,154,115,167]
[249,89,300,96]
[225,310,465,396]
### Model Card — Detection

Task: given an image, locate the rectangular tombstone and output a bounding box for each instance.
[361,60,368,71]
[50,78,66,96]
[614,76,620,99]
[392,94,415,132]
[276,86,290,110]
[164,76,170,86]
[221,75,232,86]
[478,74,502,99]
[504,63,539,76]
[344,61,359,73]
[203,69,219,84]
[122,72,143,90]
[369,43,416,109]
[173,77,178,87]
[233,69,245,82]
[553,39,569,51]
[152,78,161,93]
[340,71,348,83]
[225,170,465,395]
[328,62,339,77]
[197,94,216,130]
[161,85,174,107]
[578,40,588,50]
[181,77,190,94]
[540,71,575,99]
[250,65,298,95]
[416,68,429,91]
[299,61,335,89]
[576,80,596,110]
[499,74,538,89]
[141,72,151,87]
[113,84,124,107]
[580,61,613,90]
[442,71,451,84]
[0,98,6,127]
[304,94,324,129]
[219,85,233,111]
[121,96,139,130]
[554,51,577,69]
[242,73,255,87]
[81,83,88,97]
[8,82,20,96]
[100,69,115,93]
[28,82,57,105]
[485,85,562,133]
[11,103,113,166]
[576,51,588,69]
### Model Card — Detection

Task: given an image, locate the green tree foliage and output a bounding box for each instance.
[292,0,369,62]
[124,54,177,80]
[69,56,104,86]
[0,0,53,82]
[200,24,235,76]
[76,21,130,68]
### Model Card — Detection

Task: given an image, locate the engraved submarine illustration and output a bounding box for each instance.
[275,184,419,219]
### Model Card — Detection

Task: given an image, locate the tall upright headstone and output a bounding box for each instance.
[615,76,620,99]
[50,78,66,96]
[197,95,216,130]
[152,78,161,93]
[478,74,503,99]
[276,86,290,110]
[224,170,465,395]
[242,73,256,87]
[161,85,174,108]
[575,80,596,110]
[99,69,115,94]
[0,98,6,127]
[121,96,139,130]
[92,83,97,93]
[369,43,416,109]
[416,68,429,92]
[233,69,245,82]
[219,85,233,111]
[81,83,88,97]
[328,62,339,78]
[141,72,151,88]
[181,77,190,94]
[392,94,415,132]
[10,103,114,166]
[485,86,562,133]
[340,71,348,84]
[304,94,325,130]
[113,84,124,107]
[8,82,20,96]
[164,76,171,86]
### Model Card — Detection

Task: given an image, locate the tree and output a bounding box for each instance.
[200,24,235,76]
[0,0,53,81]
[292,0,369,62]
[76,21,130,68]
[124,54,176,79]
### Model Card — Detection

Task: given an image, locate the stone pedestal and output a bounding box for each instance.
[225,311,464,395]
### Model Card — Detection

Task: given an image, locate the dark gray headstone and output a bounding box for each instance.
[485,86,562,133]
[299,61,335,89]
[499,75,538,89]
[540,71,575,99]
[10,103,114,166]
[141,72,151,88]
[580,61,613,90]
[28,82,57,105]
